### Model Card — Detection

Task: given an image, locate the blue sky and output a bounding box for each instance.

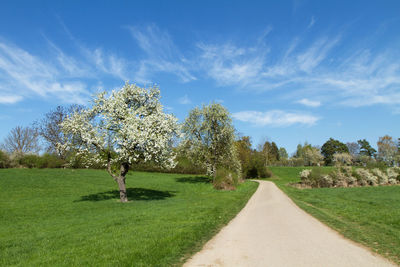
[0,0,399,154]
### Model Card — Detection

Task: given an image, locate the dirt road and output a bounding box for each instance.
[184,180,396,267]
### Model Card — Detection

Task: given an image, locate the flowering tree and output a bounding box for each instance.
[60,82,179,202]
[182,103,240,180]
[377,135,397,166]
[303,146,324,166]
[332,152,353,166]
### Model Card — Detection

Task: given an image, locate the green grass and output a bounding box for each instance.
[269,166,400,264]
[0,169,258,266]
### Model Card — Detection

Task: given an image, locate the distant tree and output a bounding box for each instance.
[303,146,323,166]
[357,139,376,158]
[262,140,279,165]
[377,135,397,166]
[262,141,272,164]
[60,82,179,202]
[321,138,349,165]
[35,105,83,159]
[278,147,288,160]
[235,136,252,177]
[397,138,400,153]
[2,126,40,155]
[346,142,360,157]
[182,103,240,180]
[294,144,303,158]
[271,142,280,162]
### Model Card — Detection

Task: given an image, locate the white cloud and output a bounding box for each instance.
[198,43,266,87]
[128,25,196,83]
[308,16,316,29]
[198,30,400,110]
[0,41,92,104]
[297,98,321,107]
[232,110,320,127]
[178,94,191,105]
[0,94,22,104]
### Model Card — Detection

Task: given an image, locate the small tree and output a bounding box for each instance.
[279,147,288,160]
[235,136,252,177]
[1,126,40,155]
[321,138,349,165]
[346,142,360,157]
[60,82,179,202]
[182,103,240,181]
[377,135,397,166]
[303,146,324,166]
[357,139,376,158]
[35,105,83,159]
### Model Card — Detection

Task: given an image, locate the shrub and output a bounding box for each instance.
[0,150,11,168]
[356,168,378,186]
[213,167,238,190]
[330,168,348,187]
[37,154,65,168]
[299,169,312,184]
[366,160,388,169]
[354,168,370,186]
[333,153,353,166]
[388,167,400,182]
[320,174,333,187]
[308,167,325,187]
[18,154,41,168]
[298,166,399,189]
[371,168,388,185]
[245,154,271,178]
[290,157,305,167]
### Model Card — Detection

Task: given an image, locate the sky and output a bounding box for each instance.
[0,0,399,154]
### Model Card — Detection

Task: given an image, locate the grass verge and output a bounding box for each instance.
[0,169,258,266]
[269,166,400,265]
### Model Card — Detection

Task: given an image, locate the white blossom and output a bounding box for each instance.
[59,82,180,201]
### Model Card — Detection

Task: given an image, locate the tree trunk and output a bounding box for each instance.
[117,176,128,202]
[117,163,130,203]
[212,163,217,182]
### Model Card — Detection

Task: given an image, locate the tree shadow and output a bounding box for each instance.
[175,176,210,184]
[76,187,175,202]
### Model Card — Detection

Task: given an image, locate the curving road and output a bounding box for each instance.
[184,180,396,267]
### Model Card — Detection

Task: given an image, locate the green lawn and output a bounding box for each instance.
[0,169,258,266]
[269,166,400,264]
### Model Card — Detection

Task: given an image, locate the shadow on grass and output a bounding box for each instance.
[76,187,175,202]
[175,176,210,184]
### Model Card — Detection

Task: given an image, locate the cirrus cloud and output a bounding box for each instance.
[232,110,320,127]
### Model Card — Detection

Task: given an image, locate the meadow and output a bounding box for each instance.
[269,166,400,264]
[0,169,258,266]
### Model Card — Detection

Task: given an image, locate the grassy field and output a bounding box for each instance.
[269,166,400,264]
[0,169,258,266]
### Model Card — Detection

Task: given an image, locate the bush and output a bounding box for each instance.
[213,167,239,190]
[37,154,65,168]
[371,168,388,185]
[0,150,11,168]
[290,157,305,167]
[388,167,400,182]
[366,160,388,169]
[308,167,324,187]
[354,168,371,186]
[130,156,206,175]
[244,153,272,179]
[298,167,400,188]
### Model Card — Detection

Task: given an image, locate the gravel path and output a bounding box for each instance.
[184,180,396,267]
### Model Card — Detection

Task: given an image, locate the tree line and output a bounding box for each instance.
[1,83,399,200]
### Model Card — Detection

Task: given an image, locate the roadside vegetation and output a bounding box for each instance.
[269,166,400,264]
[1,81,400,265]
[0,169,257,266]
